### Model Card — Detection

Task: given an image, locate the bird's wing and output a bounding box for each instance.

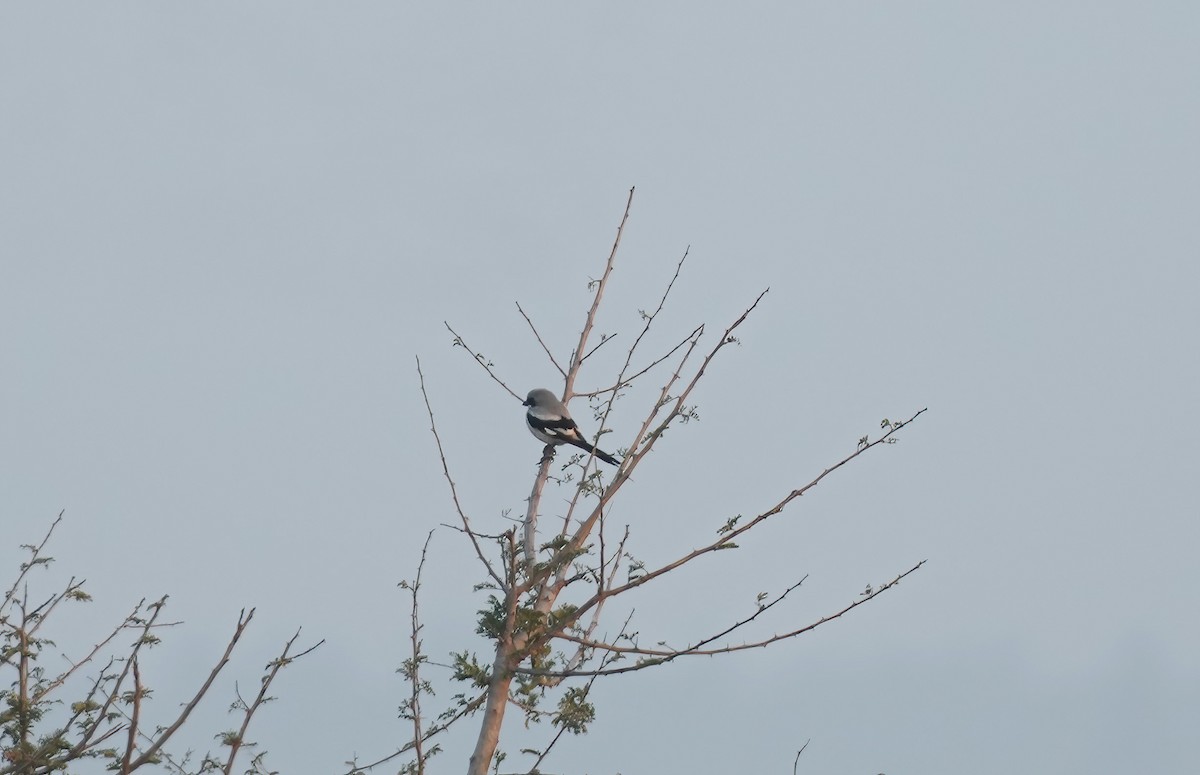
[527,412,584,442]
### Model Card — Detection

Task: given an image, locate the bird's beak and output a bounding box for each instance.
[522,399,531,407]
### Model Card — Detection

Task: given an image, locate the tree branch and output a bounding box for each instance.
[598,407,926,603]
[445,323,522,402]
[2,510,64,615]
[128,607,255,769]
[342,691,488,774]
[401,531,436,775]
[578,246,693,398]
[65,596,170,760]
[222,630,323,775]
[563,186,634,396]
[417,356,505,588]
[516,561,925,678]
[120,656,142,774]
[515,302,567,379]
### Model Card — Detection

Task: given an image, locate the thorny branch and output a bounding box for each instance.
[417,355,505,588]
[794,739,811,775]
[63,595,172,762]
[33,598,148,705]
[578,332,617,365]
[341,692,489,774]
[2,511,64,615]
[121,656,142,774]
[516,561,926,678]
[516,302,567,379]
[578,246,695,399]
[445,322,522,402]
[515,407,927,669]
[222,630,324,775]
[525,612,634,771]
[401,530,437,775]
[564,186,634,395]
[596,408,928,603]
[530,289,768,599]
[126,607,257,770]
[1,540,292,775]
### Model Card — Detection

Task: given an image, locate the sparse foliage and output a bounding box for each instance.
[0,514,321,774]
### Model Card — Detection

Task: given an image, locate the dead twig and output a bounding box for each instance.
[127,607,255,770]
[445,322,522,402]
[222,630,324,775]
[401,530,437,775]
[517,560,926,678]
[516,302,567,379]
[417,356,505,588]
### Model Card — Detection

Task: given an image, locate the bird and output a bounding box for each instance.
[523,388,619,466]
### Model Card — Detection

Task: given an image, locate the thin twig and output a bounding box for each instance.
[540,299,711,584]
[24,576,90,646]
[549,247,699,552]
[516,405,926,674]
[35,600,154,704]
[578,246,693,398]
[625,289,769,469]
[445,323,522,402]
[66,596,170,760]
[222,630,323,775]
[121,656,142,774]
[416,356,505,587]
[793,739,810,775]
[578,325,703,399]
[3,510,64,613]
[545,318,712,575]
[526,612,634,772]
[577,407,927,615]
[516,302,566,378]
[404,530,437,775]
[32,656,118,766]
[343,692,488,774]
[552,573,807,660]
[578,333,617,366]
[558,527,630,678]
[516,560,926,678]
[128,607,256,770]
[563,186,634,396]
[535,234,690,563]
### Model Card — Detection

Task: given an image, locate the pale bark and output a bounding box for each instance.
[466,643,515,775]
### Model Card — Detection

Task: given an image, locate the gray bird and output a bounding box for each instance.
[523,388,619,466]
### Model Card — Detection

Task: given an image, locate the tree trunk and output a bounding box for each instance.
[466,643,514,775]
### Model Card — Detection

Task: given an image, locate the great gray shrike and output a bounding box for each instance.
[523,388,619,466]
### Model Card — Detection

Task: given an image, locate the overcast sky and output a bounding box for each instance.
[3,4,1198,774]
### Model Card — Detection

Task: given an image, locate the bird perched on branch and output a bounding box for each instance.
[523,388,619,466]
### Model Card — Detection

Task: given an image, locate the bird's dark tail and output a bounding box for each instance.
[571,439,619,466]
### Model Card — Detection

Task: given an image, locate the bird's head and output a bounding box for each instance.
[524,388,556,408]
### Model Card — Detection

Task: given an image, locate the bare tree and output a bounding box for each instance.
[0,512,321,774]
[355,188,927,775]
[5,191,923,775]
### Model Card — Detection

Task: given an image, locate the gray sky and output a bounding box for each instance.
[3,3,1197,773]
